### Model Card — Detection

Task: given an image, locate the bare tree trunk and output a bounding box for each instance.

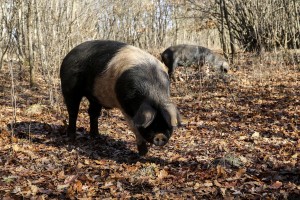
[218,0,227,59]
[221,0,235,63]
[0,1,15,70]
[292,0,299,49]
[26,1,35,87]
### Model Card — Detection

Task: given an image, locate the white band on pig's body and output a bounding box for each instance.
[93,45,166,109]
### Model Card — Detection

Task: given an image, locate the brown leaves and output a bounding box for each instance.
[24,104,44,116]
[271,181,283,189]
[67,180,83,198]
[12,144,38,159]
[157,169,169,180]
[216,165,227,178]
[0,57,300,199]
[235,168,246,179]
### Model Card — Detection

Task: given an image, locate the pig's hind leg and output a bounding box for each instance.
[87,99,102,138]
[64,94,82,141]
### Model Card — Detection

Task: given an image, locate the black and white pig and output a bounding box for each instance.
[60,40,181,156]
[161,44,230,79]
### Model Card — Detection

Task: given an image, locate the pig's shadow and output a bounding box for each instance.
[6,121,166,164]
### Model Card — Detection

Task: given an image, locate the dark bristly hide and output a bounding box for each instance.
[60,40,181,156]
[161,44,230,79]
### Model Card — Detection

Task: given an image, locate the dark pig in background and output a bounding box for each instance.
[161,44,230,79]
[60,40,181,156]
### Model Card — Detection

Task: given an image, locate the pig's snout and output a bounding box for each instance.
[153,134,168,146]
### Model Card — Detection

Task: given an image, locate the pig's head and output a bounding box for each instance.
[220,61,230,73]
[132,101,181,155]
[213,60,230,74]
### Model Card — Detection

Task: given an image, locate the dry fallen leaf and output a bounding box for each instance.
[217,165,227,178]
[271,181,283,189]
[57,184,69,191]
[213,179,222,187]
[12,144,38,159]
[94,159,108,165]
[30,184,39,196]
[57,170,65,180]
[101,181,114,189]
[73,180,83,193]
[25,104,44,116]
[194,182,201,190]
[203,181,213,187]
[251,132,260,138]
[235,168,246,179]
[157,169,168,180]
[239,135,247,140]
[64,175,77,184]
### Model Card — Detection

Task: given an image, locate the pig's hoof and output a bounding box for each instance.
[138,144,148,156]
[90,132,100,138]
[67,133,76,141]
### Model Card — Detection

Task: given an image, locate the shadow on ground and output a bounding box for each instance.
[6,121,176,165]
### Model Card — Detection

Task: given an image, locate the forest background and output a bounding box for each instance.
[0,0,299,199]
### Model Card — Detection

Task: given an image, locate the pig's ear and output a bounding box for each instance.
[161,103,181,127]
[133,102,156,128]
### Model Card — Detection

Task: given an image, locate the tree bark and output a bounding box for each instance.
[222,0,235,62]
[27,1,35,87]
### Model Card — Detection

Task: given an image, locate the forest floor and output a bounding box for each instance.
[0,53,299,199]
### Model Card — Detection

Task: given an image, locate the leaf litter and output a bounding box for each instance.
[0,56,299,199]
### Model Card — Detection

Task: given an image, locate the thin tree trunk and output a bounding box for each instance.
[27,1,35,87]
[218,0,227,59]
[222,0,235,63]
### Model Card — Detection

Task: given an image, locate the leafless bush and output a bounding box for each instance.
[0,0,298,109]
[187,0,299,62]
